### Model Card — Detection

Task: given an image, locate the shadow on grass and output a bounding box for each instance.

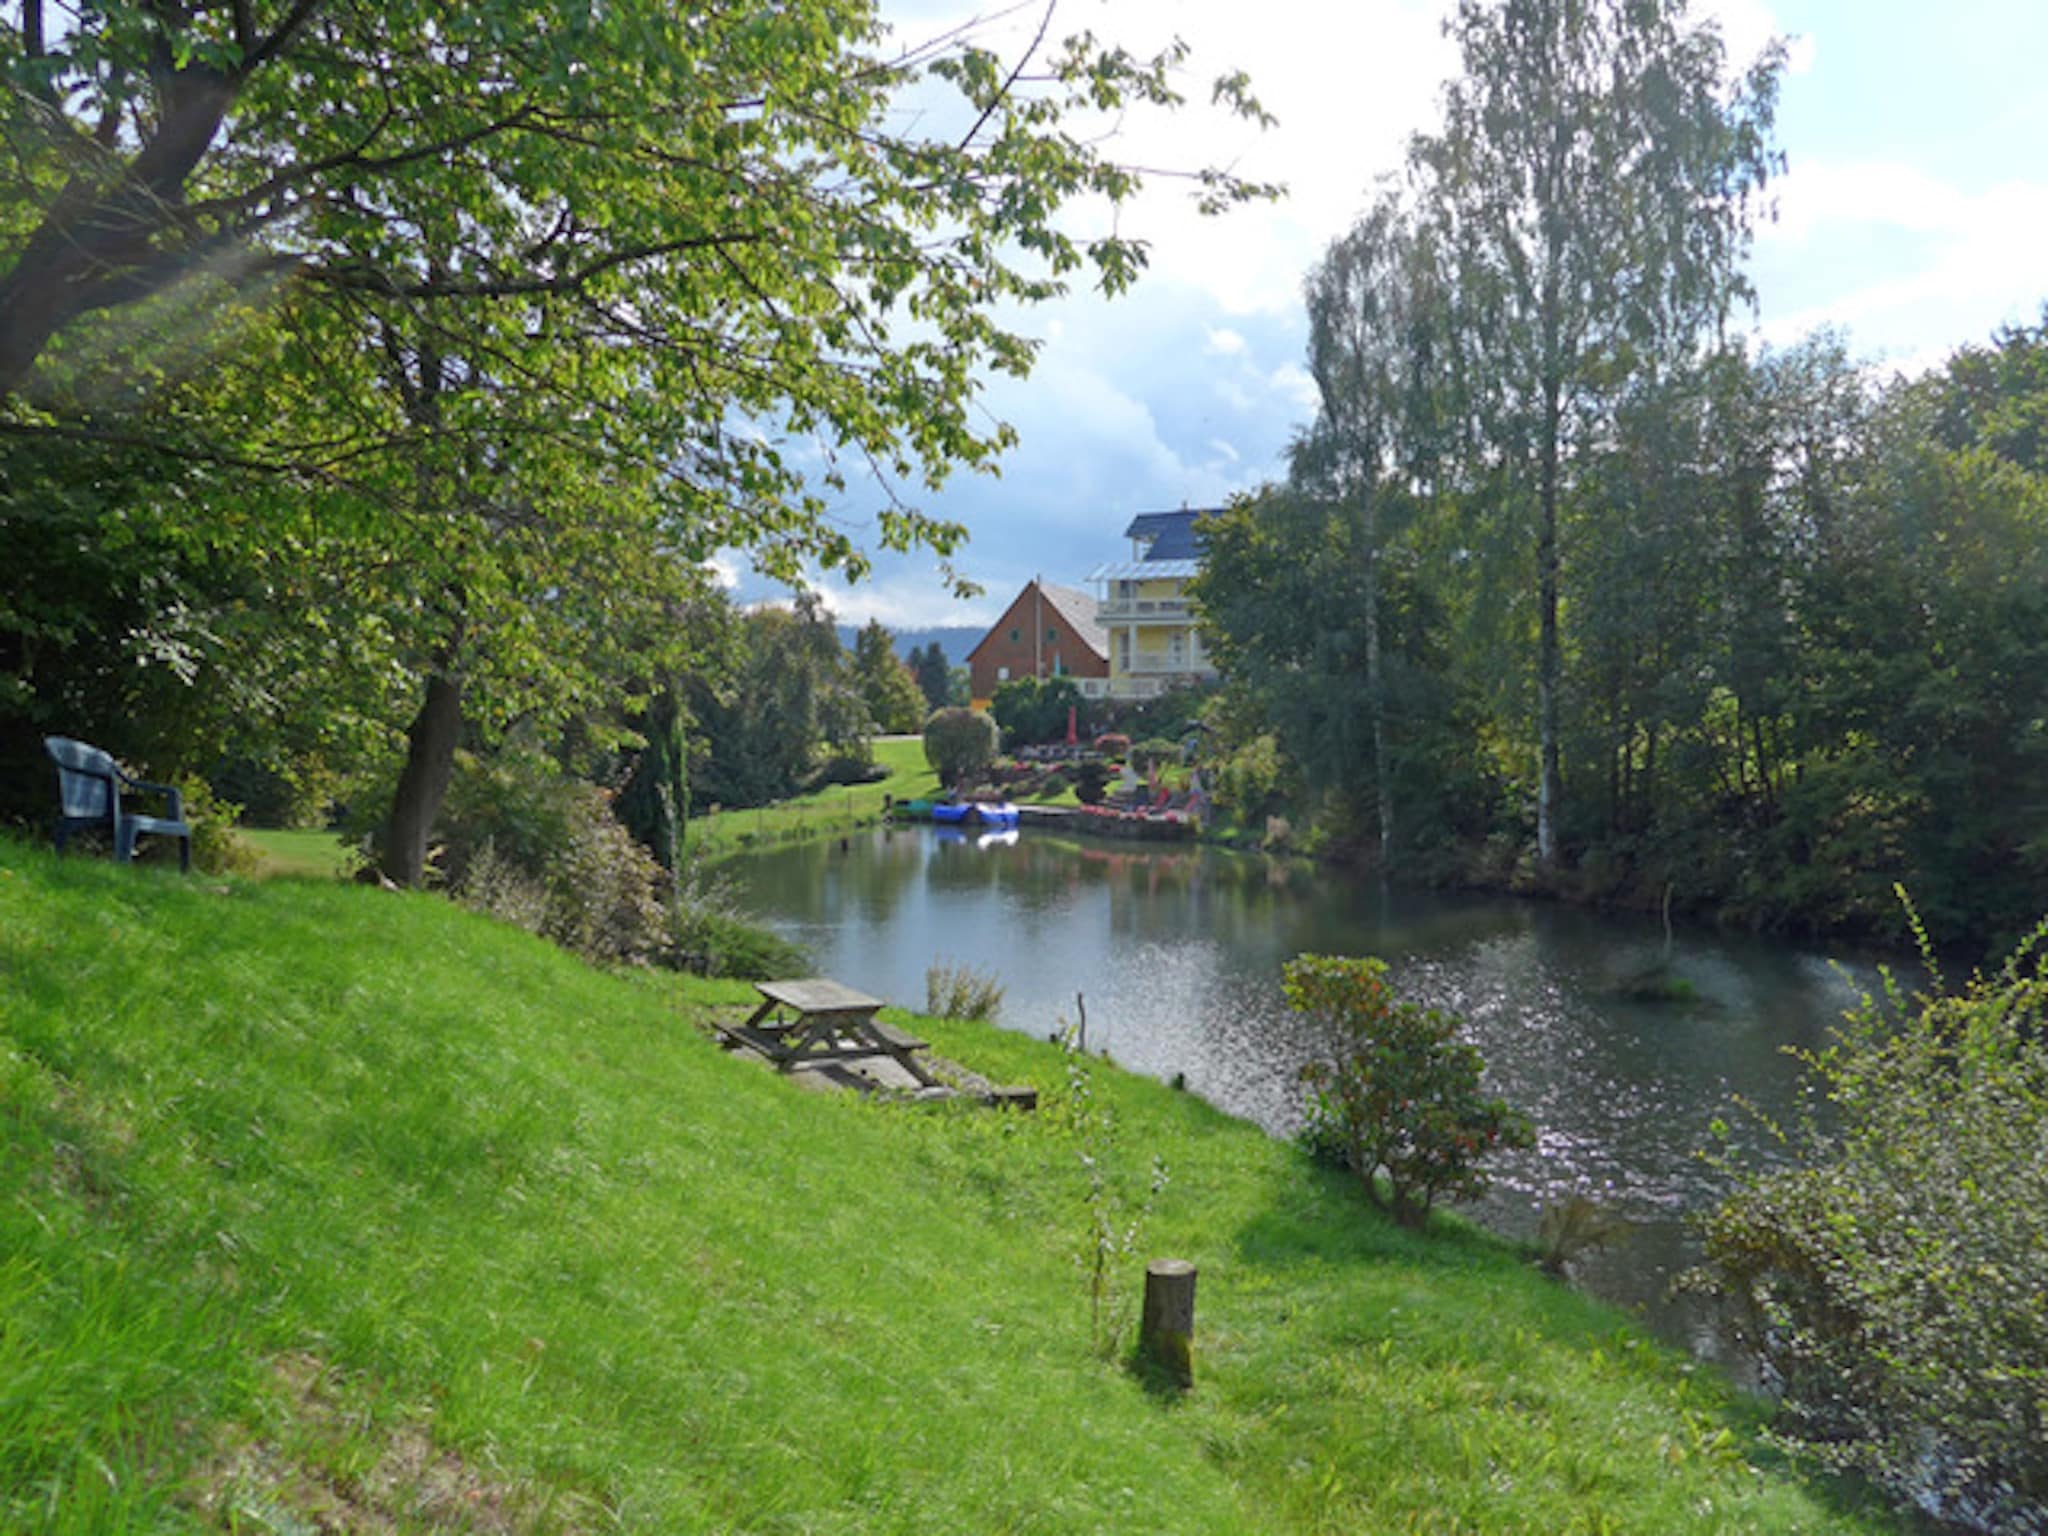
[1126,1351,1194,1405]
[1231,1155,1506,1275]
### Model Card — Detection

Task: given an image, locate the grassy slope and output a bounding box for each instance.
[690,737,941,862]
[0,838,1894,1535]
[239,828,356,880]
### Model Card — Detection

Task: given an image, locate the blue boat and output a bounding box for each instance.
[930,800,1018,828]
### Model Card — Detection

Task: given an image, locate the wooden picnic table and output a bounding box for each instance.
[719,978,938,1089]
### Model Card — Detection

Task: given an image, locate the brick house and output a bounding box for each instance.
[966,579,1109,704]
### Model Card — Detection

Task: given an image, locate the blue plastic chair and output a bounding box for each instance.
[45,736,193,872]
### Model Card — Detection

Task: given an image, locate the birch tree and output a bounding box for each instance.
[1414,0,1781,864]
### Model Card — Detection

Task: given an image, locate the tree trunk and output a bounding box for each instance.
[381,669,464,887]
[1362,493,1394,862]
[1138,1259,1198,1389]
[1536,382,1563,867]
[0,68,235,399]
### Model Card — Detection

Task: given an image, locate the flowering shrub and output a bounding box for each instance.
[1091,732,1131,760]
[1286,954,1532,1228]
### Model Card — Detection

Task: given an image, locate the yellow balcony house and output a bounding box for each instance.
[1083,510,1218,700]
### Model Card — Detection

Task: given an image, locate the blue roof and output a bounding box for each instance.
[1123,509,1213,562]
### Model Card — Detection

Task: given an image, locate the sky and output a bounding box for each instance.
[733,0,2048,631]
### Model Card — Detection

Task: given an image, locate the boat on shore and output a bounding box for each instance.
[926,799,1019,830]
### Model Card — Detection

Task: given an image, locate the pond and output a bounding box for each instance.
[722,823,1891,1360]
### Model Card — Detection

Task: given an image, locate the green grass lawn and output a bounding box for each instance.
[238,827,357,879]
[692,736,1107,860]
[0,835,1899,1534]
[690,735,941,861]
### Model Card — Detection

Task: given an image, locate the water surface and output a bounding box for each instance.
[725,824,1887,1356]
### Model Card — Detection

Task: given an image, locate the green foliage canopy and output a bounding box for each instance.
[851,621,927,736]
[0,0,1274,869]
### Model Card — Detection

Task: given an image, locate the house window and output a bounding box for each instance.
[1008,627,1020,643]
[1046,626,1058,643]
[997,665,1010,681]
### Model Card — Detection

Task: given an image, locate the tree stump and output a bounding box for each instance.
[1139,1258,1197,1389]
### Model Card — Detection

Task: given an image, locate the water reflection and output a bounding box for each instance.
[727,826,1886,1355]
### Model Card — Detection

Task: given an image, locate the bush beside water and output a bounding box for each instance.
[1695,917,2048,1533]
[1287,953,1533,1228]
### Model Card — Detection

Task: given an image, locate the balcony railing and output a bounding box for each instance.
[1096,597,1194,622]
[1083,665,1217,701]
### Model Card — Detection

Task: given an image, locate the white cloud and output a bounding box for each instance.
[1704,0,1811,77]
[1762,159,1973,246]
[881,0,1457,317]
[1204,326,1248,356]
[818,571,1002,629]
[1269,362,1322,415]
[1755,161,2048,359]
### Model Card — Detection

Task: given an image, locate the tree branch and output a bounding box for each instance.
[238,0,327,79]
[308,230,770,300]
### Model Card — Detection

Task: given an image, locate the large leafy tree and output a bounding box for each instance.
[692,594,864,810]
[851,619,925,735]
[1289,193,1450,858]
[1414,0,1782,865]
[0,1,1274,878]
[1193,487,1482,858]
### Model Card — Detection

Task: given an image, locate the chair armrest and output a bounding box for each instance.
[126,779,186,822]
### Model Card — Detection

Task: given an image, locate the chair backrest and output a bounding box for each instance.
[45,736,119,820]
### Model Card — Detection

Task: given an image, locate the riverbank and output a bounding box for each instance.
[690,733,941,862]
[0,835,1900,1533]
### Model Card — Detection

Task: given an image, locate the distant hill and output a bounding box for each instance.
[834,623,987,666]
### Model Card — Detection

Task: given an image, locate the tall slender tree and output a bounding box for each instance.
[1293,194,1451,859]
[1414,0,1783,864]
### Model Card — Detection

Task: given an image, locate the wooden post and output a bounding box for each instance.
[1139,1258,1197,1389]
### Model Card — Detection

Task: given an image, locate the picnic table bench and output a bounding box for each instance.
[718,978,938,1089]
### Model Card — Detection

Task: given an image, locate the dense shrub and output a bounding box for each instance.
[1091,732,1130,761]
[923,707,998,788]
[169,778,261,876]
[990,675,1085,747]
[209,754,340,830]
[668,859,807,980]
[1072,761,1110,806]
[1286,954,1533,1228]
[438,748,667,965]
[1213,732,1287,823]
[806,751,885,789]
[1694,920,2048,1531]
